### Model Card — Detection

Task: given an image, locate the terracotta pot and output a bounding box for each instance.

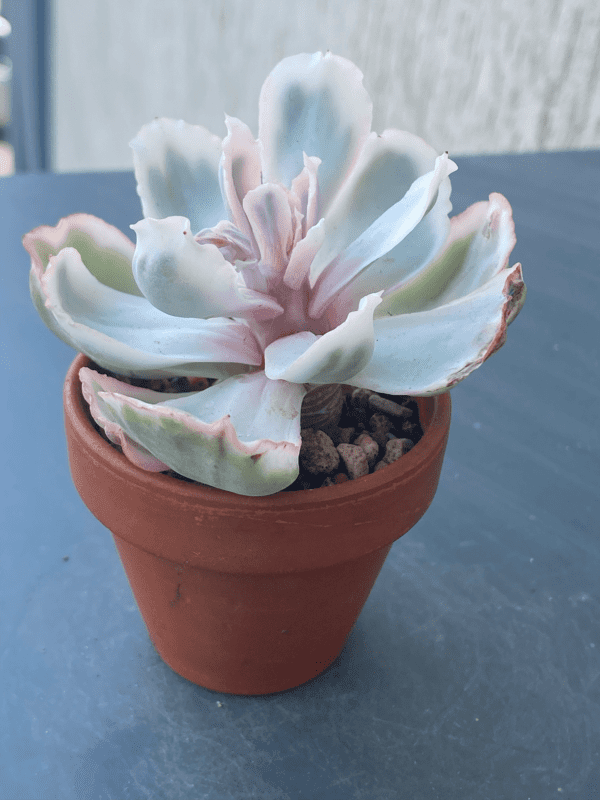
[63,354,451,695]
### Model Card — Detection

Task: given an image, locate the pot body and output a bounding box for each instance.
[63,354,451,694]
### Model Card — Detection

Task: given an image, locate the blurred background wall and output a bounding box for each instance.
[8,0,600,172]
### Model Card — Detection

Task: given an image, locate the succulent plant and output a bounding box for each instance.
[24,52,525,496]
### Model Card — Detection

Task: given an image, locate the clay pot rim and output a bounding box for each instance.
[65,353,451,510]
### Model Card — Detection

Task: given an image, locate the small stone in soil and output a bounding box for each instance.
[299,429,340,475]
[353,433,380,468]
[383,437,414,462]
[368,393,413,418]
[368,412,396,448]
[319,422,355,446]
[289,391,422,489]
[337,443,369,480]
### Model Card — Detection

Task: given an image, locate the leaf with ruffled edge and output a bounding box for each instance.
[264,292,382,384]
[131,216,284,320]
[130,118,226,233]
[85,370,308,496]
[309,151,457,320]
[80,368,180,471]
[258,52,372,216]
[348,264,526,396]
[40,247,263,378]
[376,193,519,317]
[25,214,139,342]
[25,213,140,293]
[218,115,262,246]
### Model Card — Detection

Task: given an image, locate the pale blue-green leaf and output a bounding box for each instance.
[348,264,526,395]
[309,152,456,319]
[376,194,518,317]
[258,52,372,216]
[80,368,174,471]
[41,247,263,378]
[130,118,226,233]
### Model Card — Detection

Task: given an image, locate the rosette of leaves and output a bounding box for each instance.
[25,52,525,496]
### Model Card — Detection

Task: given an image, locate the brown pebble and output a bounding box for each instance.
[319,422,341,443]
[382,437,414,464]
[299,429,340,475]
[334,473,349,484]
[169,377,190,392]
[368,394,412,418]
[300,428,340,475]
[320,423,356,447]
[337,443,369,480]
[353,433,380,467]
[368,412,396,448]
[338,427,355,444]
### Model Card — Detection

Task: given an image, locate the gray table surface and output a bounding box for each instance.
[1,151,599,800]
